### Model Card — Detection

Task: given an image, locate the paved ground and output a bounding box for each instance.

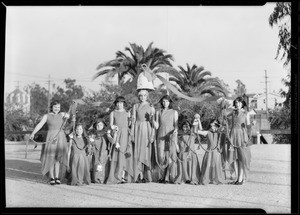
[4,142,291,213]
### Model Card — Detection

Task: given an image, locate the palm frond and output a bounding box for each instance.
[144,42,154,58]
[96,59,121,70]
[93,69,115,81]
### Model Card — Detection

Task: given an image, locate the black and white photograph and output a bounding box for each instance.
[3,2,295,213]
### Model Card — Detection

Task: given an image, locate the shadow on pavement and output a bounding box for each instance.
[5,159,46,184]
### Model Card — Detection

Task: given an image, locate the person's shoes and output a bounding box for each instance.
[141,178,148,183]
[55,178,61,185]
[228,180,238,185]
[235,180,244,185]
[121,178,127,184]
[50,178,56,185]
[158,178,165,183]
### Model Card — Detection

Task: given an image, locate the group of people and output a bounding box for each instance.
[30,88,252,187]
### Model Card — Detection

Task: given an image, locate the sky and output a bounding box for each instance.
[4,3,289,97]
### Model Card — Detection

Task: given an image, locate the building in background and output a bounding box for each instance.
[251,92,284,111]
[6,87,31,113]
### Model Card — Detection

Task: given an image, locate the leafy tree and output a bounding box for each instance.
[163,63,227,97]
[234,79,247,97]
[269,2,291,108]
[279,74,291,108]
[4,103,31,141]
[269,106,291,144]
[269,2,291,67]
[268,3,291,144]
[177,99,220,130]
[28,84,48,118]
[93,42,174,93]
[51,78,85,112]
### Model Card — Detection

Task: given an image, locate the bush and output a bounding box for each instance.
[269,107,291,144]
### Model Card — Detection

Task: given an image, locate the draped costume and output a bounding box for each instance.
[200,131,225,185]
[69,136,91,185]
[41,113,69,179]
[155,109,178,183]
[105,110,134,184]
[133,103,154,182]
[91,132,110,183]
[175,132,201,184]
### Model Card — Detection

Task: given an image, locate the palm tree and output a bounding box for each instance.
[93,42,174,90]
[162,63,228,97]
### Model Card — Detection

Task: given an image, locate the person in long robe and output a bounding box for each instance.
[131,89,155,183]
[153,95,179,184]
[105,96,134,184]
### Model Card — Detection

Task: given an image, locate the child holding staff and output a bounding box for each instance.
[105,96,134,184]
[29,100,70,185]
[175,119,201,184]
[195,118,225,185]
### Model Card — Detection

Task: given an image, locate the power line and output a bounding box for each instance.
[5,72,68,81]
[6,72,50,80]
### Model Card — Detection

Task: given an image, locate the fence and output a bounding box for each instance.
[256,129,291,144]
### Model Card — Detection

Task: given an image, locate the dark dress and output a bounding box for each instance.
[41,113,69,179]
[175,132,201,184]
[105,110,134,184]
[90,132,110,183]
[133,103,154,182]
[69,136,91,186]
[200,131,225,185]
[155,109,178,183]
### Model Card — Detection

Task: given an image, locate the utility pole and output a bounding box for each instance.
[264,70,268,118]
[47,75,51,113]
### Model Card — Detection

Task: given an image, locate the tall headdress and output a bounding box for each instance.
[136,64,155,91]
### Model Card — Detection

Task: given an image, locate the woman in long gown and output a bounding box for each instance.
[68,123,91,186]
[196,119,225,185]
[153,95,179,183]
[105,96,134,184]
[227,97,251,185]
[131,89,155,183]
[175,120,201,185]
[30,100,70,185]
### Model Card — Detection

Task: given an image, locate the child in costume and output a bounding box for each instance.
[88,119,110,184]
[68,123,91,186]
[175,119,201,184]
[105,96,134,184]
[195,118,225,185]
